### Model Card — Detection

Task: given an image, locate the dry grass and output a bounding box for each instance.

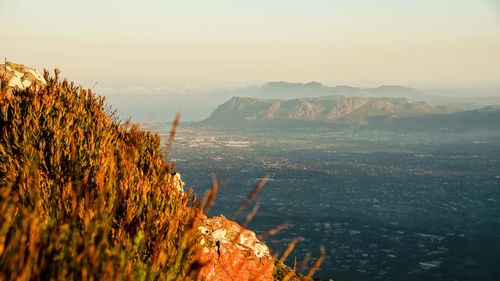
[279,238,300,264]
[231,175,269,219]
[306,246,326,278]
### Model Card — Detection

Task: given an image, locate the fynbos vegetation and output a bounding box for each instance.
[0,69,202,280]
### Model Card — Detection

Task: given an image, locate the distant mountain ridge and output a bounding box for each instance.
[253,81,426,100]
[200,96,444,127]
[200,95,500,132]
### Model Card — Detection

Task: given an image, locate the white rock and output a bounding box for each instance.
[170,172,185,192]
[253,242,270,258]
[1,62,46,92]
[198,226,210,235]
[211,229,227,242]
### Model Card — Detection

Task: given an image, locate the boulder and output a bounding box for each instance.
[0,62,46,94]
[197,215,274,281]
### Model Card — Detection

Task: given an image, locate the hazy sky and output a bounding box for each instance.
[1,0,499,88]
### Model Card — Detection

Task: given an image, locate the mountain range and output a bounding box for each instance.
[199,95,500,131]
[233,81,500,111]
[201,96,445,126]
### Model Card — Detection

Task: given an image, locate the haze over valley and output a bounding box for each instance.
[136,83,500,280]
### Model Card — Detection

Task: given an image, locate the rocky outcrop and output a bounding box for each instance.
[169,172,185,192]
[197,216,274,281]
[170,175,277,280]
[0,62,46,95]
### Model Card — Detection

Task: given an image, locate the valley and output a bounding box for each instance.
[141,123,500,280]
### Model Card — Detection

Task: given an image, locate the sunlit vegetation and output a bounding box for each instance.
[0,68,326,280]
[0,70,202,280]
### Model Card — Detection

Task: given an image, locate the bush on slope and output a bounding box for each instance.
[0,69,202,280]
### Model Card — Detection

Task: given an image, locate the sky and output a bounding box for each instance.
[1,0,500,89]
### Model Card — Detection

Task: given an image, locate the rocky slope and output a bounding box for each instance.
[197,215,275,280]
[201,96,442,127]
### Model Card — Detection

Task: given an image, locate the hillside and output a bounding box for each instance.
[377,105,500,131]
[0,63,203,280]
[0,63,315,281]
[200,96,442,127]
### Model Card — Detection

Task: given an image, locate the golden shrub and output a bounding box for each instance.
[0,69,202,280]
